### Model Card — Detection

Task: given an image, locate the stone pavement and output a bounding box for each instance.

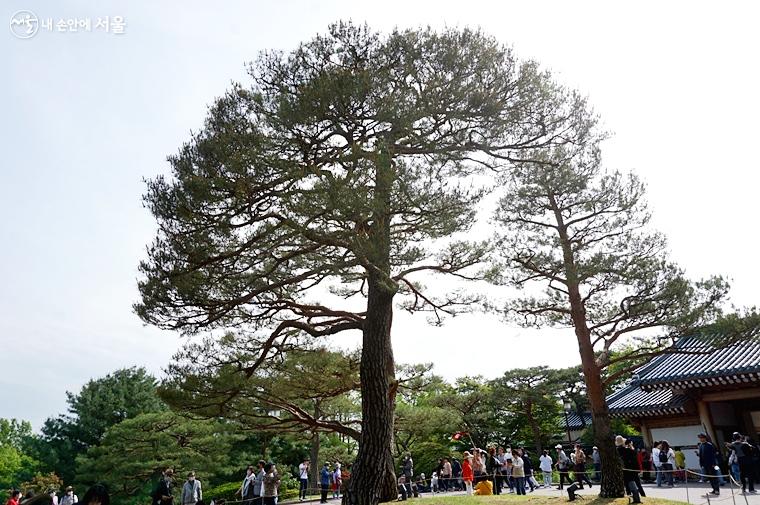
[527,481,760,505]
[418,481,760,505]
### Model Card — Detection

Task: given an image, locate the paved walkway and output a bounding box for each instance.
[419,482,760,505]
[530,482,759,505]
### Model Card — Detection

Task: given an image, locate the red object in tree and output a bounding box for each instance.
[452,431,467,441]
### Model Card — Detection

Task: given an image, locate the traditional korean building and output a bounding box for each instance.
[607,335,760,469]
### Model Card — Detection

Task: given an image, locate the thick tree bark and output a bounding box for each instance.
[347,145,398,505]
[309,403,321,492]
[553,197,624,498]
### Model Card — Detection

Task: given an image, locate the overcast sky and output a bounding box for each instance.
[2,0,759,430]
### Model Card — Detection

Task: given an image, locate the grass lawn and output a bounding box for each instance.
[390,495,688,505]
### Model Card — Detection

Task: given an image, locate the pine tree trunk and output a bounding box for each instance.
[592,405,624,497]
[346,144,398,505]
[347,275,398,505]
[309,425,320,492]
[553,200,624,498]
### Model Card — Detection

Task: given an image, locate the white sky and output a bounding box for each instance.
[2,0,759,430]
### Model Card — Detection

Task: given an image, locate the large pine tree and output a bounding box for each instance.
[135,23,591,505]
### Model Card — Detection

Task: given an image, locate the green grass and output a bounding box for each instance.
[389,495,688,505]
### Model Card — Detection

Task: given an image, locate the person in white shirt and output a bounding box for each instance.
[539,450,553,488]
[652,442,663,487]
[298,459,309,501]
[60,487,78,505]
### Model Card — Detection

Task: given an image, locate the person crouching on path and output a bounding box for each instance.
[462,451,474,495]
[182,472,202,505]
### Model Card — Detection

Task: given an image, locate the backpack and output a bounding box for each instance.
[659,451,668,464]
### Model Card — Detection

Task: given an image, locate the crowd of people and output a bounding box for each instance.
[393,443,600,500]
[613,431,760,500]
[5,486,108,505]
[9,430,760,505]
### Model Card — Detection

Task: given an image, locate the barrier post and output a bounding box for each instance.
[685,469,690,504]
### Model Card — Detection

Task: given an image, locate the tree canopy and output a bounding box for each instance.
[135,22,593,505]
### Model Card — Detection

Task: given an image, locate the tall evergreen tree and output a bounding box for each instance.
[493,141,755,496]
[135,22,592,505]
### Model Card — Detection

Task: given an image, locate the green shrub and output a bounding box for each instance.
[205,481,240,501]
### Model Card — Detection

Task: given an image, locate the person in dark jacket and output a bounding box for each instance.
[319,463,331,504]
[522,450,536,492]
[698,433,720,495]
[729,433,756,493]
[615,436,645,503]
[154,468,174,505]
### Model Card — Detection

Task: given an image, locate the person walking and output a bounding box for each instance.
[616,436,645,503]
[573,444,593,488]
[555,445,571,490]
[181,472,202,505]
[452,458,463,491]
[441,458,452,492]
[641,449,652,483]
[652,442,664,487]
[60,487,78,505]
[698,433,720,496]
[154,468,175,505]
[730,432,756,493]
[674,447,686,482]
[462,452,474,495]
[332,463,342,499]
[659,441,675,487]
[319,463,331,503]
[523,450,539,491]
[592,447,601,482]
[298,459,309,501]
[262,463,280,505]
[512,449,526,495]
[237,466,255,505]
[253,461,266,505]
[539,450,553,488]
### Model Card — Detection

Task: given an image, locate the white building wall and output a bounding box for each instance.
[650,425,703,470]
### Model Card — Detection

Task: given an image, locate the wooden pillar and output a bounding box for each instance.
[639,420,652,447]
[697,400,718,444]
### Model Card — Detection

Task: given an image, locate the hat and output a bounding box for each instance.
[463,451,472,458]
[592,446,598,450]
[555,444,563,449]
[697,433,708,438]
[324,462,330,466]
[615,435,625,447]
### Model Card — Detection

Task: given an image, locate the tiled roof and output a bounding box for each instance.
[635,335,760,390]
[607,381,690,418]
[564,411,593,430]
